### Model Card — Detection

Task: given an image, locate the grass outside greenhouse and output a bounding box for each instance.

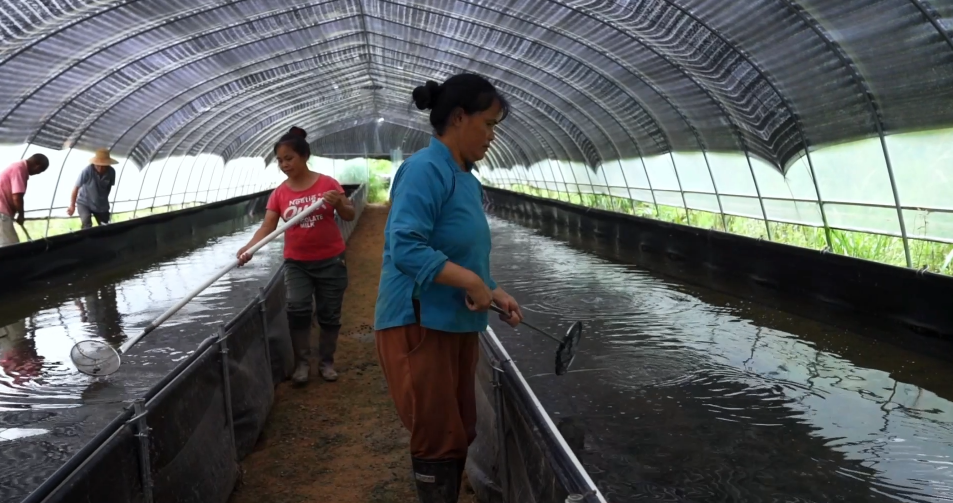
[488,183,953,276]
[328,157,393,204]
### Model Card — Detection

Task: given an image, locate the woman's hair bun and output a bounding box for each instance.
[412,80,442,111]
[288,126,308,139]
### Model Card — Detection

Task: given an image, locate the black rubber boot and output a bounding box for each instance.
[455,458,466,496]
[411,457,460,503]
[317,325,340,382]
[289,326,311,385]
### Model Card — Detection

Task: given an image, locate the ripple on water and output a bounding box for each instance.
[0,220,284,503]
[487,215,953,503]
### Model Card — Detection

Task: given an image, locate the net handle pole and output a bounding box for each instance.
[17,221,32,241]
[488,304,562,344]
[117,196,327,355]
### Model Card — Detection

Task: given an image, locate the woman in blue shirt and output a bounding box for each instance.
[374,73,523,503]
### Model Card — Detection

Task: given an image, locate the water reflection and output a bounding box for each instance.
[72,285,124,346]
[0,319,42,389]
[486,215,953,503]
[0,219,285,503]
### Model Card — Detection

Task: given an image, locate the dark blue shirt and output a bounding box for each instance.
[374,137,497,333]
[75,164,116,213]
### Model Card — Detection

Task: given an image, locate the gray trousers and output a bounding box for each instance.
[284,253,349,364]
[77,203,110,229]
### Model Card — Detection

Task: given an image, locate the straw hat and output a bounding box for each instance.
[90,148,118,166]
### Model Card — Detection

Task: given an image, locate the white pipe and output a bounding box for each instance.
[483,326,607,503]
[117,196,326,355]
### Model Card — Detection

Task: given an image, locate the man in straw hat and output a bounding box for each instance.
[0,153,49,247]
[68,148,117,229]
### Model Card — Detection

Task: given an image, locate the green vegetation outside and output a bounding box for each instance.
[336,159,393,204]
[492,182,953,276]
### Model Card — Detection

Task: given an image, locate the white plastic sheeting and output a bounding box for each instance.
[479,127,953,268]
[0,0,952,258]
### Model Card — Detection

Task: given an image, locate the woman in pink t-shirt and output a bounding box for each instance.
[236,126,356,384]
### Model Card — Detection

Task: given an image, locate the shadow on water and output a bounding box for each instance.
[0,215,286,503]
[486,214,953,503]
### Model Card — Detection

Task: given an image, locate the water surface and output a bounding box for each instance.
[487,215,953,503]
[0,218,285,502]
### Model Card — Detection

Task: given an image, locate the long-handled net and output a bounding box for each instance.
[489,304,583,376]
[70,196,328,377]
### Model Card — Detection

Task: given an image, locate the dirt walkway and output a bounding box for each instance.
[230,204,477,503]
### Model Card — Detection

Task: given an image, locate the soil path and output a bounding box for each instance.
[230,204,478,503]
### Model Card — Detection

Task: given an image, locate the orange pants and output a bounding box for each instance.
[375,311,479,461]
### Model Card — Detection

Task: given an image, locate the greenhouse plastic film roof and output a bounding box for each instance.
[0,0,951,173]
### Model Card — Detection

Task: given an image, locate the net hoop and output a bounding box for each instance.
[70,340,122,376]
[555,321,583,375]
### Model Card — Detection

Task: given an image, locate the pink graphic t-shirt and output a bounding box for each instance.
[0,160,29,218]
[266,174,346,261]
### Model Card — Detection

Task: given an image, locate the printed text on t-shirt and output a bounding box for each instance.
[283,194,328,229]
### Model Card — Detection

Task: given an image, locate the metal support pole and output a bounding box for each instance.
[557,159,585,205]
[257,287,274,389]
[240,164,255,197]
[226,164,243,199]
[635,156,661,218]
[614,159,635,215]
[131,160,153,219]
[218,161,238,202]
[801,152,834,251]
[531,163,547,197]
[164,155,191,211]
[596,162,619,212]
[543,158,566,202]
[110,157,130,209]
[223,164,245,200]
[192,154,218,207]
[179,154,206,207]
[550,158,573,203]
[699,152,729,231]
[668,153,692,226]
[131,399,154,503]
[147,156,176,216]
[227,164,244,200]
[491,362,509,500]
[519,162,539,198]
[42,147,74,238]
[743,151,774,241]
[203,158,224,204]
[578,161,600,209]
[16,143,30,162]
[217,326,238,458]
[879,142,913,267]
[218,163,234,201]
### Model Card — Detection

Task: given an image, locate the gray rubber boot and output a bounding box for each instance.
[317,325,340,382]
[289,326,311,385]
[411,458,460,503]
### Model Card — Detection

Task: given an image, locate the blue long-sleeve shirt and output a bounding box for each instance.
[374,137,497,333]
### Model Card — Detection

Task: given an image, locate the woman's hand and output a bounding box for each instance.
[492,287,523,328]
[464,278,493,312]
[236,245,253,266]
[323,189,343,208]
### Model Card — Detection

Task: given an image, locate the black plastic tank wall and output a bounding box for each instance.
[0,185,362,290]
